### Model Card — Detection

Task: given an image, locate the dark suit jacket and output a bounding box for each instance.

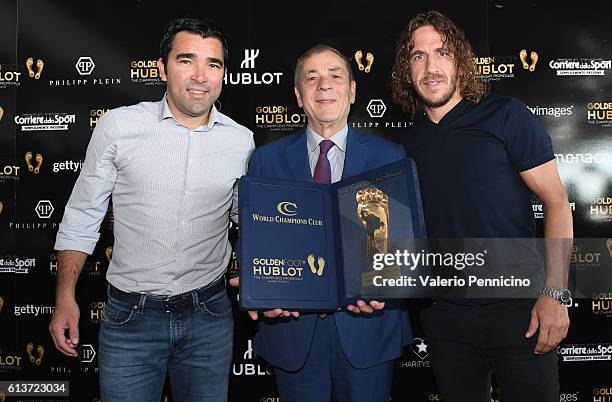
[247,127,413,371]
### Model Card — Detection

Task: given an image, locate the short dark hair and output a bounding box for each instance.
[294,44,354,86]
[159,17,228,69]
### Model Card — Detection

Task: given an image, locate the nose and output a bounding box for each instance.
[191,62,208,83]
[425,56,439,75]
[317,74,332,91]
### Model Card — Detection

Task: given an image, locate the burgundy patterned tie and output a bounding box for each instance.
[313,140,335,184]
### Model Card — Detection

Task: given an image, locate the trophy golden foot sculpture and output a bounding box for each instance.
[356,188,389,261]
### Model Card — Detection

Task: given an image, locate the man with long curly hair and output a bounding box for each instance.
[392,10,573,402]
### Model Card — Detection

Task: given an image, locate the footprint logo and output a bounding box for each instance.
[354,50,374,74]
[307,254,326,276]
[519,49,538,72]
[25,57,44,79]
[26,342,45,365]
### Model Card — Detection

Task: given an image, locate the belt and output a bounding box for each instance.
[108,280,225,313]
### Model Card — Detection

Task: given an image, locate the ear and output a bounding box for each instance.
[157,58,167,82]
[349,80,356,104]
[294,86,303,108]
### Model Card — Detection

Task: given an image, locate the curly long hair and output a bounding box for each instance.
[391,11,485,119]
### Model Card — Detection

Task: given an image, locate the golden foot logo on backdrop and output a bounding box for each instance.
[26,342,45,365]
[25,151,43,174]
[357,188,389,260]
[519,49,538,72]
[25,57,44,79]
[0,296,4,313]
[0,390,5,402]
[0,106,4,122]
[307,254,325,276]
[354,50,374,73]
[0,201,3,215]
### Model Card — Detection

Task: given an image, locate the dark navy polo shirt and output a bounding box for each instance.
[402,95,554,239]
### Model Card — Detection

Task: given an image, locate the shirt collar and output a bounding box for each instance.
[306,124,348,153]
[159,93,223,131]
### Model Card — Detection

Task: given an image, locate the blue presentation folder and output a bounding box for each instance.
[238,159,426,311]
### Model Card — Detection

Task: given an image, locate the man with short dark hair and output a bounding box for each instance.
[392,10,573,402]
[49,17,254,402]
[237,44,412,402]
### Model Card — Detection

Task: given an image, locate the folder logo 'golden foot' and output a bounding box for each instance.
[356,188,389,261]
[316,256,325,276]
[106,246,113,263]
[307,254,325,276]
[26,57,35,77]
[0,201,3,215]
[0,296,4,313]
[307,254,316,274]
[0,106,4,122]
[365,52,374,73]
[519,49,538,72]
[355,50,364,71]
[0,390,6,402]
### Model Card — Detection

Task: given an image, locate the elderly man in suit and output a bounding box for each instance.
[236,44,412,402]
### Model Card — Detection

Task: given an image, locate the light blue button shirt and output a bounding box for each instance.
[55,96,255,295]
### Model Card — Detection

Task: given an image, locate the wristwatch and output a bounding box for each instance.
[540,287,573,306]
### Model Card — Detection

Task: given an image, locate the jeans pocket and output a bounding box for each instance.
[199,290,232,317]
[101,296,139,326]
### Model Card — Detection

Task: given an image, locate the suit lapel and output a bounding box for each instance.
[286,129,313,182]
[342,127,367,179]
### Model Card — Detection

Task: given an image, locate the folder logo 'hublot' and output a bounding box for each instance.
[252,257,304,278]
[277,201,298,216]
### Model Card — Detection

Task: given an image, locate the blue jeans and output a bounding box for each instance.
[99,284,233,402]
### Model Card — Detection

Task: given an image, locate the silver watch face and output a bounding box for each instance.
[560,289,572,303]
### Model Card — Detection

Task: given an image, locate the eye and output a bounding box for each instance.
[438,50,452,58]
[210,63,222,69]
[179,59,191,64]
[412,54,424,62]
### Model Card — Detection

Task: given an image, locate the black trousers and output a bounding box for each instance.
[420,300,559,402]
